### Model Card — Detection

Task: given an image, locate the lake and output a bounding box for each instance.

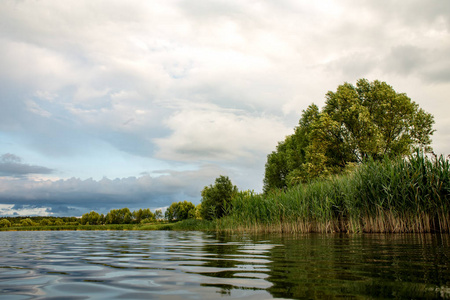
[0,231,449,299]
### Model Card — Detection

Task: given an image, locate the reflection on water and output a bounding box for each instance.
[0,231,449,299]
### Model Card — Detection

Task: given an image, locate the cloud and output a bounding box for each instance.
[0,164,225,216]
[383,45,428,76]
[378,45,450,83]
[154,103,291,163]
[0,153,54,177]
[0,204,52,217]
[363,0,450,30]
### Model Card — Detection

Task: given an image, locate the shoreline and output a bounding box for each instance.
[2,217,449,233]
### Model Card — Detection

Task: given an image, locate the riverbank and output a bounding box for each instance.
[218,152,450,233]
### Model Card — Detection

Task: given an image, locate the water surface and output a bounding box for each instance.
[0,231,449,299]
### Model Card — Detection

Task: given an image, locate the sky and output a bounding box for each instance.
[0,0,449,217]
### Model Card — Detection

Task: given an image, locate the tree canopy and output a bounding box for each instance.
[264,79,435,192]
[165,201,196,222]
[200,175,238,220]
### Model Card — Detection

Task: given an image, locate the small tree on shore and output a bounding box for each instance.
[20,218,34,226]
[165,201,195,222]
[154,209,163,221]
[200,176,238,220]
[0,219,11,228]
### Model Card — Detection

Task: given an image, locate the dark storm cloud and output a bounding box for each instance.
[0,164,225,216]
[0,153,54,177]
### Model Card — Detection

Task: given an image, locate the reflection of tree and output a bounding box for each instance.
[198,233,267,296]
[265,234,450,299]
[200,233,241,272]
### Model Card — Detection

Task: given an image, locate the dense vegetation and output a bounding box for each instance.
[219,151,450,233]
[264,79,434,191]
[200,175,238,220]
[165,200,199,222]
[0,216,79,229]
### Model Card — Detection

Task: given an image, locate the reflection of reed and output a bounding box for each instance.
[265,234,450,299]
[194,233,275,295]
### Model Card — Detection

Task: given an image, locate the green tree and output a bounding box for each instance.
[0,219,11,228]
[81,211,102,225]
[20,218,34,226]
[200,176,238,220]
[165,204,175,221]
[136,208,155,223]
[165,201,195,222]
[194,204,202,219]
[105,208,132,224]
[141,208,155,221]
[154,209,163,221]
[53,219,64,226]
[39,218,52,226]
[263,79,435,191]
[177,201,195,220]
[263,104,321,191]
[132,209,144,224]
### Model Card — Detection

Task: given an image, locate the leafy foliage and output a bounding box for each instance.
[201,176,238,220]
[105,208,132,224]
[133,208,155,224]
[0,219,11,228]
[81,211,104,225]
[154,209,163,221]
[165,201,196,222]
[264,79,435,192]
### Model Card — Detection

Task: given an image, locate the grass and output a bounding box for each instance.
[0,220,216,232]
[169,219,216,231]
[219,151,450,233]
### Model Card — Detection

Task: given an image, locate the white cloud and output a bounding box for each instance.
[154,103,291,163]
[0,204,52,217]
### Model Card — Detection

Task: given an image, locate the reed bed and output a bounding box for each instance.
[219,152,450,233]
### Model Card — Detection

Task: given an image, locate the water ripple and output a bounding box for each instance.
[0,231,278,299]
[1,231,449,299]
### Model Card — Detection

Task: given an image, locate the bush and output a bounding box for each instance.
[0,219,11,228]
[201,176,238,220]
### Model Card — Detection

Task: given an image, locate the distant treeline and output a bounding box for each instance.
[0,203,202,229]
[0,216,79,228]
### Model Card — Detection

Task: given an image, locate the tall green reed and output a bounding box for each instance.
[220,151,450,233]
